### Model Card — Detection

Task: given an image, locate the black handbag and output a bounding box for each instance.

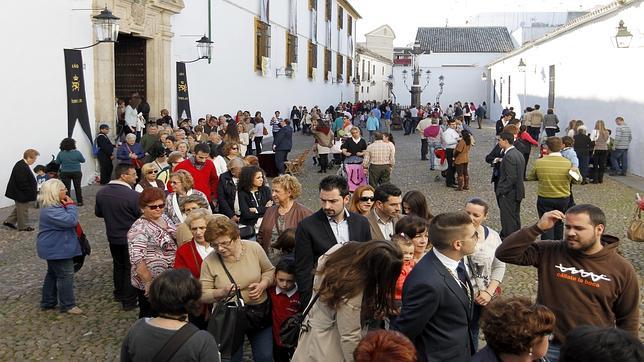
[207,254,247,360]
[73,231,92,272]
[279,293,320,348]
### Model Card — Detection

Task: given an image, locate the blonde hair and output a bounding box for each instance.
[171,169,195,190]
[272,174,303,199]
[38,179,66,208]
[184,208,214,228]
[141,163,157,175]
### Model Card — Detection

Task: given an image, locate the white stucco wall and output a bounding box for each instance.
[391,52,502,108]
[170,0,356,122]
[488,2,644,176]
[356,54,392,102]
[0,0,97,207]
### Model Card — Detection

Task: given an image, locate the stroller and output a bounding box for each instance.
[45,155,60,179]
[338,156,368,192]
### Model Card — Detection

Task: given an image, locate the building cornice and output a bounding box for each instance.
[338,0,362,19]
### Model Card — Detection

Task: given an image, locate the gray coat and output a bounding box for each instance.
[543,114,560,128]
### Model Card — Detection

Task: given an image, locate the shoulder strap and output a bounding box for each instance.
[216,253,243,303]
[301,293,320,317]
[153,323,199,362]
[483,225,490,240]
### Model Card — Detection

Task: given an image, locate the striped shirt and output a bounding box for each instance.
[527,153,573,198]
[613,124,632,150]
[363,140,395,167]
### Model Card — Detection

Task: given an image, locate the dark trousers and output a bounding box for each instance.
[97,154,113,185]
[108,243,137,305]
[528,126,541,142]
[545,128,557,137]
[302,124,311,135]
[411,117,420,134]
[497,194,521,238]
[403,118,413,135]
[470,304,483,351]
[274,150,289,175]
[318,154,329,172]
[420,138,428,160]
[522,152,530,179]
[254,136,263,155]
[292,119,301,131]
[577,151,590,179]
[273,344,294,362]
[476,116,483,129]
[136,288,156,318]
[593,150,608,183]
[537,196,570,240]
[59,171,83,204]
[464,116,472,126]
[368,164,391,188]
[445,148,456,186]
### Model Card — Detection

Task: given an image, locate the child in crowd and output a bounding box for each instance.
[392,233,416,304]
[272,228,296,261]
[34,165,49,208]
[268,259,301,362]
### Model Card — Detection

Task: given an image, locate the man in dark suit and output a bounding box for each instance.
[295,175,372,303]
[3,149,39,231]
[96,124,115,184]
[95,164,141,310]
[393,212,477,362]
[496,132,526,238]
[272,118,293,175]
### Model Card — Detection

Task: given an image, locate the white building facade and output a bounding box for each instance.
[0,0,360,207]
[354,25,395,103]
[487,0,644,176]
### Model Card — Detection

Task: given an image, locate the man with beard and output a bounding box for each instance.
[496,205,639,362]
[174,143,219,209]
[294,175,372,304]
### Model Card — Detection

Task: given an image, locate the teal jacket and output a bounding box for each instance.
[56,150,85,172]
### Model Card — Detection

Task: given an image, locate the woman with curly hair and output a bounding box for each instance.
[292,241,402,362]
[55,137,86,206]
[473,297,555,362]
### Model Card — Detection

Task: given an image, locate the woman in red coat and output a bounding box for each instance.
[174,210,226,329]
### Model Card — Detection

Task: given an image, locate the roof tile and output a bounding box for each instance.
[415,27,515,53]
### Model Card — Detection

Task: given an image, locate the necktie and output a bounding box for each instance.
[456,260,473,302]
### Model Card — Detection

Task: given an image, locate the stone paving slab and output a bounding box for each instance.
[0,122,642,360]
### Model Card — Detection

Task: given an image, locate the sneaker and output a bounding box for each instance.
[65,306,83,315]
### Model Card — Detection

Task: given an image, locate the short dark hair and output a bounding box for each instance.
[194,143,210,155]
[165,135,177,143]
[428,212,473,251]
[149,269,202,316]
[59,137,77,151]
[319,175,349,197]
[114,163,135,179]
[374,183,402,203]
[395,215,429,239]
[560,326,644,362]
[275,259,296,275]
[138,187,166,209]
[561,136,574,148]
[33,165,46,173]
[273,228,296,253]
[566,204,606,228]
[546,137,563,152]
[499,132,515,144]
[534,104,541,109]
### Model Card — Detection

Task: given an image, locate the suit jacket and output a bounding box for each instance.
[496,147,525,201]
[295,209,371,303]
[393,250,474,362]
[94,182,141,245]
[273,125,293,151]
[5,159,37,203]
[366,209,399,240]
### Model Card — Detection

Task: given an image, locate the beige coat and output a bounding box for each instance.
[291,245,365,362]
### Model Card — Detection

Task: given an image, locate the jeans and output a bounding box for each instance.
[547,341,561,362]
[428,141,441,170]
[403,119,413,135]
[232,326,272,362]
[109,243,137,305]
[59,171,83,204]
[537,196,570,240]
[41,258,76,312]
[610,148,628,174]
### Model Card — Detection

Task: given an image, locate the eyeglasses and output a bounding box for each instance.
[359,196,374,202]
[170,180,181,185]
[146,170,158,175]
[146,203,165,210]
[231,147,239,150]
[211,239,234,249]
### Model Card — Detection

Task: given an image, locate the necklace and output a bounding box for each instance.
[446,267,472,302]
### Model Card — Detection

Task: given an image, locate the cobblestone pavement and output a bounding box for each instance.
[0,122,642,360]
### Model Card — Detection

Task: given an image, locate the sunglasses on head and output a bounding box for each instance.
[359,196,374,202]
[147,203,165,210]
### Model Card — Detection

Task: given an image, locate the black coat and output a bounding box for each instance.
[485,144,503,189]
[96,133,115,159]
[393,250,474,362]
[217,171,237,218]
[94,182,141,245]
[238,186,271,226]
[5,160,37,202]
[294,209,372,304]
[496,147,525,200]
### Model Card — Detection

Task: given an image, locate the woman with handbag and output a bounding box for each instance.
[37,179,83,315]
[127,187,177,318]
[311,120,334,173]
[201,217,275,362]
[121,269,220,362]
[117,133,145,178]
[463,198,506,351]
[292,241,402,362]
[257,175,312,254]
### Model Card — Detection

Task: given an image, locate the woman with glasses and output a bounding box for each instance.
[473,297,555,362]
[164,170,208,225]
[127,187,177,318]
[174,194,212,246]
[348,185,375,216]
[213,142,241,177]
[394,215,430,263]
[464,197,506,350]
[134,163,166,193]
[200,217,275,362]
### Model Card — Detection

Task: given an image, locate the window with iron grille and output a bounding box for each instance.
[308,41,317,79]
[324,48,331,81]
[325,0,332,21]
[286,32,298,69]
[347,15,352,36]
[346,58,352,84]
[254,19,271,71]
[337,6,343,30]
[337,53,343,80]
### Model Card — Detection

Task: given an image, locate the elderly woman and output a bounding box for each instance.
[37,179,83,314]
[464,197,506,350]
[257,174,313,252]
[176,141,190,158]
[164,170,208,225]
[213,142,241,176]
[127,187,177,318]
[238,165,272,234]
[175,195,212,246]
[120,269,220,361]
[348,185,375,216]
[311,120,334,173]
[117,133,145,171]
[473,297,555,362]
[56,137,86,206]
[135,163,166,193]
[394,215,430,263]
[200,217,275,362]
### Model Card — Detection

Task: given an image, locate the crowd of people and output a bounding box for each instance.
[2,97,642,362]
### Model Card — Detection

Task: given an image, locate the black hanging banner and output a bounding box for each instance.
[63,49,93,145]
[176,62,192,120]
